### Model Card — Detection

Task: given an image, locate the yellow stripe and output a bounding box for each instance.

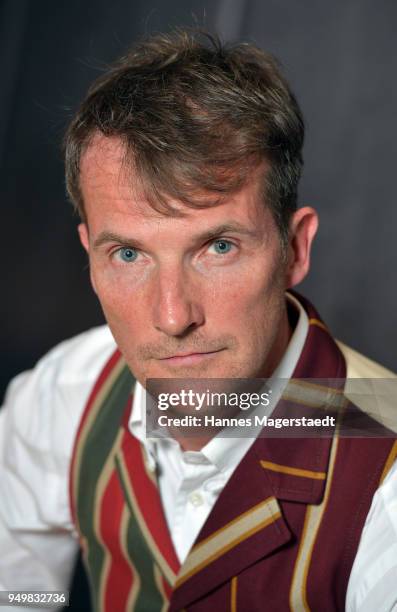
[379,440,397,484]
[231,576,238,612]
[93,429,125,611]
[287,378,344,397]
[80,535,89,566]
[289,429,340,611]
[177,513,280,588]
[282,379,346,412]
[176,497,281,586]
[72,356,126,530]
[260,460,326,481]
[153,564,169,612]
[120,505,141,610]
[308,318,328,331]
[117,451,177,587]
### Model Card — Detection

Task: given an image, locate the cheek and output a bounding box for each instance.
[92,270,148,342]
[209,261,286,357]
[92,260,151,297]
[208,258,282,317]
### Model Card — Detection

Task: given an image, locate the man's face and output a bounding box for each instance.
[79,136,294,387]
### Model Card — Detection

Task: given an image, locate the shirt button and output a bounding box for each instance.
[189,491,204,507]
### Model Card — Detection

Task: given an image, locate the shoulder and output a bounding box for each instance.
[336,340,396,379]
[336,340,397,434]
[1,325,117,459]
[4,325,116,399]
[0,326,117,530]
[337,342,397,610]
[346,454,397,611]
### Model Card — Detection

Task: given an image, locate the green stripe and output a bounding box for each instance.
[77,364,134,611]
[117,461,166,612]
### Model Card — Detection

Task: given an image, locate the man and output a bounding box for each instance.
[1,30,396,612]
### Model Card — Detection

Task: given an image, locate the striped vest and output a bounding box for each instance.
[69,294,397,611]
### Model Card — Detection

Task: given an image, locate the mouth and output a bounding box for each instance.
[158,349,225,366]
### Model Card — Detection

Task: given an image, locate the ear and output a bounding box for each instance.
[285,207,319,288]
[78,223,89,252]
[78,223,97,294]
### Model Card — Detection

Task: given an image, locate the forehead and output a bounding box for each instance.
[80,135,132,205]
[80,135,272,232]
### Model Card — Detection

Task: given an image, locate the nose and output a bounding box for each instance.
[152,264,204,337]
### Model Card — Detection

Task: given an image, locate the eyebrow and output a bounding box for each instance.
[194,223,261,242]
[92,223,261,250]
[93,231,144,250]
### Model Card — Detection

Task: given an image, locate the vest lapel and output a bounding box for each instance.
[255,296,346,505]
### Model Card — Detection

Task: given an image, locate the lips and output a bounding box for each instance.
[159,349,224,365]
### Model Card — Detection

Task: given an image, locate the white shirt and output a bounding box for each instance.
[0,303,396,610]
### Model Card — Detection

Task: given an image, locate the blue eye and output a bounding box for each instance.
[118,247,138,263]
[211,240,233,254]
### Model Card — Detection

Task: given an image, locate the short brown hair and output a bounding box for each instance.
[64,29,304,243]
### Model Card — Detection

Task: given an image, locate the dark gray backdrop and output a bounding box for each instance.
[0,0,396,608]
[1,0,396,400]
